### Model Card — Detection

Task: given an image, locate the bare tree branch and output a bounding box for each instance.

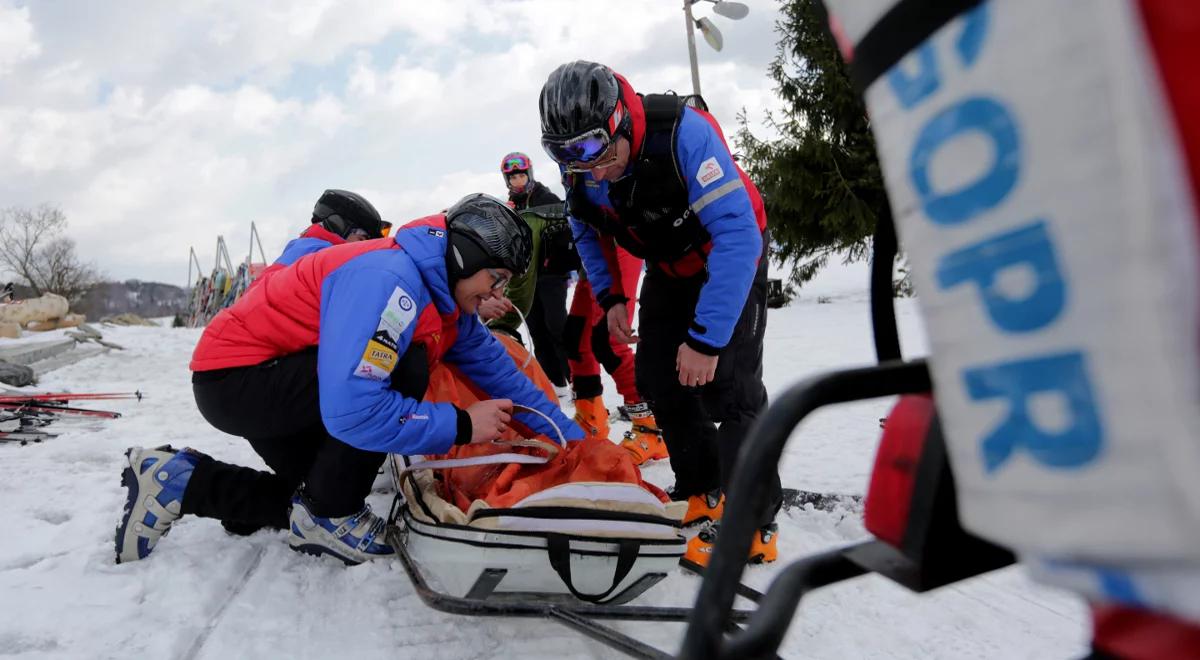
[0,204,101,306]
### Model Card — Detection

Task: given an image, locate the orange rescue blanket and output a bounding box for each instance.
[424,332,668,512]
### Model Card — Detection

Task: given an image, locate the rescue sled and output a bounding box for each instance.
[386,405,688,606]
[385,404,764,657]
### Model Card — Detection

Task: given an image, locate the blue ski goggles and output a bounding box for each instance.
[541,128,615,171]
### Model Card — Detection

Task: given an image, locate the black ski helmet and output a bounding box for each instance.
[444,193,533,283]
[312,189,384,239]
[539,60,630,141]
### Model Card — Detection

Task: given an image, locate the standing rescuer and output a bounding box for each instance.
[115,193,583,566]
[539,60,780,565]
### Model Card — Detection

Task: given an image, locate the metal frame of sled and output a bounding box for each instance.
[675,359,1016,659]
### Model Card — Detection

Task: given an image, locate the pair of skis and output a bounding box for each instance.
[0,390,141,417]
[0,390,142,445]
[0,390,143,403]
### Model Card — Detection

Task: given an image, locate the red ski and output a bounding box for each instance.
[0,391,142,404]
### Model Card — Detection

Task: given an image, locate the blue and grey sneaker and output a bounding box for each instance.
[115,445,202,564]
[288,493,394,566]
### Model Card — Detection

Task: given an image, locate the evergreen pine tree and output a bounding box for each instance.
[736,0,892,289]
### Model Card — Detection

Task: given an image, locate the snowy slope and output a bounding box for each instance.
[0,270,1089,659]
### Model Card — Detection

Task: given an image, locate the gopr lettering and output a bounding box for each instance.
[887,3,1104,474]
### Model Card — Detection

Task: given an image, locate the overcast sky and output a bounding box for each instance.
[0,1,786,285]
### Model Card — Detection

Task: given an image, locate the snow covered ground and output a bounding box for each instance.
[0,263,1089,659]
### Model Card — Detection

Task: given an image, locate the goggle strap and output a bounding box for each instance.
[607,99,625,136]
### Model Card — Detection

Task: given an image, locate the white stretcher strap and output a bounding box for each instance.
[397,404,567,475]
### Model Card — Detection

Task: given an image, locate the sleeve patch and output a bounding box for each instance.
[380,286,418,335]
[354,286,416,381]
[697,157,724,188]
[355,340,398,381]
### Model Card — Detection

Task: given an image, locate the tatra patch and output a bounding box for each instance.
[696,157,724,187]
[354,339,398,381]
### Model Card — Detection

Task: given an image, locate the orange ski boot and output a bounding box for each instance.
[683,521,779,567]
[573,396,610,441]
[618,403,669,465]
[682,489,724,527]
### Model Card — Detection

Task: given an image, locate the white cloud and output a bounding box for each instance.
[0,5,39,74]
[0,1,787,284]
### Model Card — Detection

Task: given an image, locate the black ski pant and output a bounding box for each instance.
[526,273,571,388]
[635,255,781,528]
[182,349,388,532]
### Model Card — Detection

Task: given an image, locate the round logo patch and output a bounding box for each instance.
[398,295,414,311]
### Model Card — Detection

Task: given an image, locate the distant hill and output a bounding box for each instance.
[75,280,189,319]
[6,280,189,319]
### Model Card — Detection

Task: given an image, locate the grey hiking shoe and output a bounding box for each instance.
[115,445,202,563]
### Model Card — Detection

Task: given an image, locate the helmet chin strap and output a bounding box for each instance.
[446,244,466,286]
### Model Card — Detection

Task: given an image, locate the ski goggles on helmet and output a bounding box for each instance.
[542,128,613,169]
[501,154,531,174]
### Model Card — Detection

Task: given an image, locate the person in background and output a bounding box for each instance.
[494,153,573,397]
[274,189,387,267]
[502,151,561,211]
[115,193,584,566]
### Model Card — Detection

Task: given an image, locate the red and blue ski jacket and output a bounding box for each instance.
[190,216,584,455]
[275,224,347,266]
[250,224,347,284]
[566,74,767,354]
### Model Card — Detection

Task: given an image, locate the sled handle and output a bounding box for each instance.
[546,534,641,604]
[511,403,568,448]
[397,451,552,475]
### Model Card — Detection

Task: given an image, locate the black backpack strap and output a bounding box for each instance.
[638,93,686,187]
[523,203,565,220]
